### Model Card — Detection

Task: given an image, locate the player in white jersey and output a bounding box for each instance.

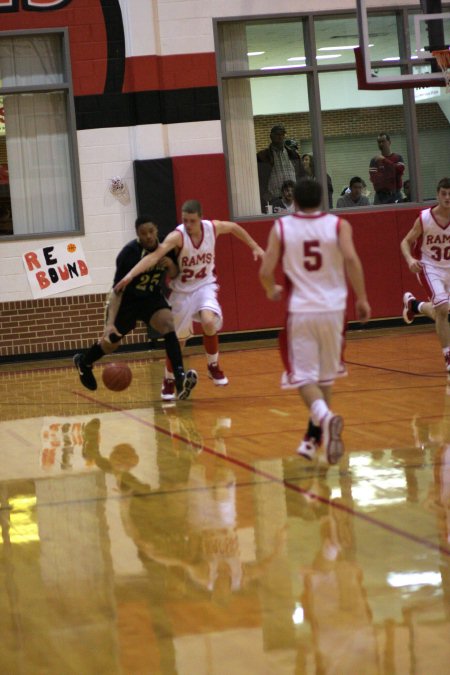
[115,199,264,399]
[259,178,371,463]
[400,178,450,372]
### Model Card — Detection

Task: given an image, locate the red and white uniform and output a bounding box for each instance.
[414,206,450,308]
[188,464,242,592]
[169,220,223,339]
[276,211,347,388]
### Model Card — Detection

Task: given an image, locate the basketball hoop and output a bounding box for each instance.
[108,176,130,205]
[432,49,450,92]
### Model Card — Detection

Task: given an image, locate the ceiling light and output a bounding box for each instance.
[318,43,374,51]
[260,64,306,70]
[287,56,306,61]
[316,54,342,59]
[382,56,400,61]
[247,51,265,56]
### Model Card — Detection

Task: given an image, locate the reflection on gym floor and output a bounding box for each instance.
[0,329,449,674]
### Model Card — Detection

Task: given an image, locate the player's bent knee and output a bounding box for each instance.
[202,316,222,335]
[202,321,216,334]
[101,337,120,354]
[153,318,175,335]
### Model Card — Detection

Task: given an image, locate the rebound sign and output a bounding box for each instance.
[22,240,92,298]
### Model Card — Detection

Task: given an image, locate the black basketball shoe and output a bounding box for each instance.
[175,369,198,400]
[73,353,97,391]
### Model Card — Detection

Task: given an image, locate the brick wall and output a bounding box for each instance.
[0,294,148,359]
[254,103,447,150]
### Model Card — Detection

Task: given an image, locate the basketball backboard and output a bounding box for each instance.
[356,0,449,89]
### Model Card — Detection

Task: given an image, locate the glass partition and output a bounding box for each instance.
[216,7,450,219]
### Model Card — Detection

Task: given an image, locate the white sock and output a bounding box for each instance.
[310,399,329,427]
[207,352,219,365]
[443,347,450,356]
[418,302,424,314]
[165,367,174,379]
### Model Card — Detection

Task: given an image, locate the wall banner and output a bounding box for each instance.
[22,240,92,298]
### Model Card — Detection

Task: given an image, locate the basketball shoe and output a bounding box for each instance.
[161,378,176,401]
[176,369,198,400]
[73,353,97,391]
[321,412,344,465]
[207,362,229,385]
[296,436,319,460]
[402,292,416,324]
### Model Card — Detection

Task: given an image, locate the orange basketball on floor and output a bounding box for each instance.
[102,363,132,391]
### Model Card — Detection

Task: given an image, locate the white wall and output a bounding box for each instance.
[0,1,428,303]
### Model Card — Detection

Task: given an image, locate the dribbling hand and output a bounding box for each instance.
[103,324,123,343]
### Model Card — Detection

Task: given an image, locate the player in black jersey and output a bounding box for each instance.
[74,215,197,400]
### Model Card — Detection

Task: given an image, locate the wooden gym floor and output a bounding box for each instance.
[0,325,449,674]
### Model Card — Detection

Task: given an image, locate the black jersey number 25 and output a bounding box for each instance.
[135,271,161,292]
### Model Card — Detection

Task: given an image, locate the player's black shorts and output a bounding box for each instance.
[113,295,171,336]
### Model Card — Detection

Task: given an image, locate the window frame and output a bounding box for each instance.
[0,27,83,240]
[214,6,449,220]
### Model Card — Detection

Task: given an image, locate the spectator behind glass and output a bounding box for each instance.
[399,179,411,203]
[271,179,296,213]
[257,124,306,212]
[369,132,405,204]
[336,177,370,208]
[301,153,334,209]
[340,179,368,197]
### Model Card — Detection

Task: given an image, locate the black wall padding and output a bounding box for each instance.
[133,158,178,240]
[74,88,219,130]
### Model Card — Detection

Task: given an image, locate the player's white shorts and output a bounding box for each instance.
[169,283,223,340]
[419,263,450,308]
[280,310,345,388]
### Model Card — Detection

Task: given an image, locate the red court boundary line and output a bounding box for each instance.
[75,391,450,559]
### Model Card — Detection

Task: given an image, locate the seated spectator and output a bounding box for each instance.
[336,177,370,208]
[271,179,296,213]
[398,179,411,202]
[301,153,334,208]
[340,178,368,196]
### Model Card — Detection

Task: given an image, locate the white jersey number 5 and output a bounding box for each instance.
[304,240,322,271]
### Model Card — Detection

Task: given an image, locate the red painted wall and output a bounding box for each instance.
[229,209,423,332]
[171,154,423,332]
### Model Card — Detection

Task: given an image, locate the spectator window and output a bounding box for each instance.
[215,8,450,218]
[0,31,82,238]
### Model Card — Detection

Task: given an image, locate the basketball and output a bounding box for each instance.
[102,363,132,391]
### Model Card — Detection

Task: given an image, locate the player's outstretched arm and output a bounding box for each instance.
[338,219,371,323]
[114,231,181,292]
[159,255,179,279]
[214,220,264,260]
[259,225,283,301]
[400,217,423,274]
